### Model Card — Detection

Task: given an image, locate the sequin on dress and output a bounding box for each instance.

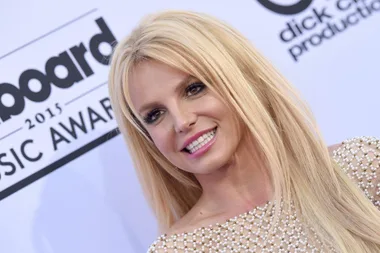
[147,136,380,252]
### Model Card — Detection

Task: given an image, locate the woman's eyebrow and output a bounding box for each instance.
[137,75,196,114]
[174,74,196,93]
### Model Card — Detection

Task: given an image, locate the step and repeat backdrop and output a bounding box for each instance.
[0,0,379,252]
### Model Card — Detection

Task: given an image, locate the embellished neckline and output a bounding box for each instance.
[161,199,275,239]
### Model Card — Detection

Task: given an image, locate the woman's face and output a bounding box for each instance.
[128,60,245,175]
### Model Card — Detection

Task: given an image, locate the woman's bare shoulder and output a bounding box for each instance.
[328,142,343,155]
[164,215,194,235]
[164,205,211,236]
[147,213,194,252]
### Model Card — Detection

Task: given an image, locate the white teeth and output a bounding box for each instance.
[186,128,216,154]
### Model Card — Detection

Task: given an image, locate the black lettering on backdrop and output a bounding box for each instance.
[45,52,84,88]
[276,0,380,61]
[88,107,107,130]
[337,0,352,11]
[313,7,333,22]
[89,18,117,65]
[21,139,43,162]
[0,17,117,123]
[10,148,24,170]
[257,0,313,15]
[0,139,43,179]
[70,43,94,77]
[58,112,88,139]
[50,97,114,151]
[19,69,51,102]
[280,7,333,42]
[0,153,16,177]
[99,97,113,120]
[0,83,25,121]
[50,127,71,151]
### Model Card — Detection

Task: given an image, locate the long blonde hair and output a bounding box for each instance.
[108,10,380,252]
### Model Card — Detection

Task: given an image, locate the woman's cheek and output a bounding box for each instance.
[151,131,171,153]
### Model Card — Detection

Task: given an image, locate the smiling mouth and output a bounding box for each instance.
[182,127,217,154]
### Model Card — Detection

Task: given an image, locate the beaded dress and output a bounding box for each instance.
[147,136,380,252]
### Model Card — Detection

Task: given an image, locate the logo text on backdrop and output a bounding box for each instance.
[259,0,380,61]
[0,15,118,198]
[257,0,313,15]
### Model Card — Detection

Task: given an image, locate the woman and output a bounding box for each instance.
[108,10,380,252]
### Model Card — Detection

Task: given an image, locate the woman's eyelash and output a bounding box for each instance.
[185,82,206,96]
[143,109,163,124]
[143,82,207,124]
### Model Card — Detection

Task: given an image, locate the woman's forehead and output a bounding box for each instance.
[129,61,188,90]
[127,61,191,112]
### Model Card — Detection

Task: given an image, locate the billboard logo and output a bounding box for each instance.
[0,18,116,123]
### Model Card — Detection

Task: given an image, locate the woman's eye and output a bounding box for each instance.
[185,82,206,97]
[143,109,164,124]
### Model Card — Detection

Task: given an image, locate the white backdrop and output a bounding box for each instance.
[0,0,379,252]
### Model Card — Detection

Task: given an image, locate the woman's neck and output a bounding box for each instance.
[195,136,273,216]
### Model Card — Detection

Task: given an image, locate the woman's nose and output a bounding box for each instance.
[172,106,196,133]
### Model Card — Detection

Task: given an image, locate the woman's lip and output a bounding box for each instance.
[185,128,217,158]
[181,127,217,151]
